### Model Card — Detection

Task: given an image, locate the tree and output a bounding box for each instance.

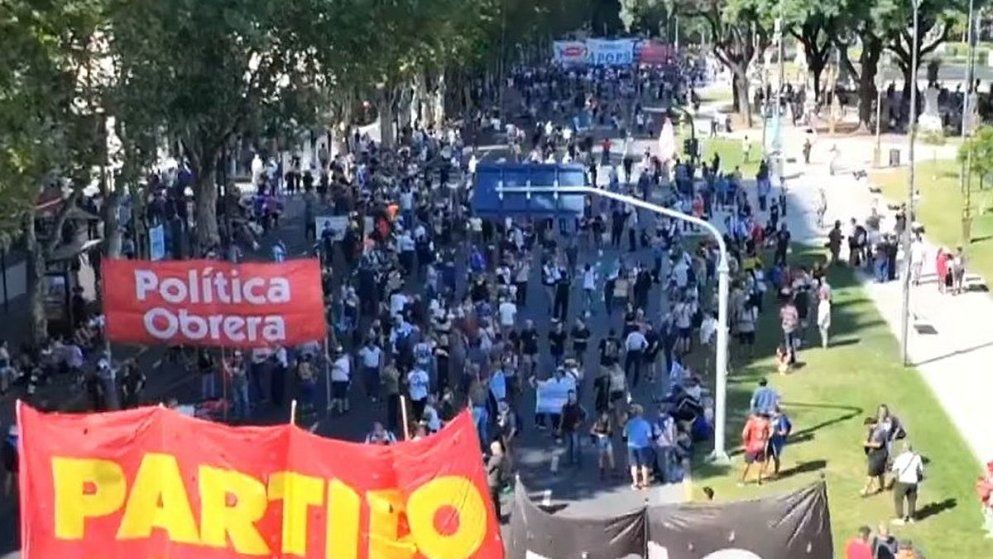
[105,0,356,252]
[684,0,774,126]
[886,0,959,98]
[831,0,893,129]
[959,125,993,189]
[620,0,673,37]
[0,0,108,343]
[781,0,841,101]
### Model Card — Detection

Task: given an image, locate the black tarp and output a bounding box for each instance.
[506,481,833,559]
[507,482,646,559]
[646,482,833,559]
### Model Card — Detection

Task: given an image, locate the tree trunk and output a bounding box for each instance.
[379,88,397,149]
[733,68,752,127]
[434,74,446,126]
[858,39,882,128]
[810,59,826,103]
[193,162,219,252]
[103,191,122,258]
[900,63,913,101]
[25,212,47,346]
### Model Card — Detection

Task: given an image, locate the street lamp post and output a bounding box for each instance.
[960,0,977,244]
[873,56,888,167]
[495,184,733,463]
[775,13,786,178]
[900,0,920,367]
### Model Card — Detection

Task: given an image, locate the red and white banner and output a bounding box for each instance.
[552,41,588,66]
[636,40,676,66]
[103,259,325,348]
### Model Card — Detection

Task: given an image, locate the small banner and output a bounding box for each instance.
[18,404,503,559]
[507,482,646,559]
[553,40,588,66]
[102,258,326,348]
[635,40,676,66]
[646,482,833,559]
[507,480,833,559]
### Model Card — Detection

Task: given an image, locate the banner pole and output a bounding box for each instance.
[324,337,332,413]
[221,347,228,422]
[289,399,297,425]
[400,395,410,440]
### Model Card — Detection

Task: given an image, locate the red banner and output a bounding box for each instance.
[18,404,504,559]
[102,259,326,348]
[636,40,675,66]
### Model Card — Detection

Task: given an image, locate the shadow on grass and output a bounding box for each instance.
[916,498,957,521]
[784,401,864,440]
[776,459,827,480]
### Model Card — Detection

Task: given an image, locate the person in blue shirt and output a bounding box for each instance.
[768,405,793,476]
[750,378,780,415]
[624,404,653,489]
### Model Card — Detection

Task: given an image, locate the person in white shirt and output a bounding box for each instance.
[389,291,408,319]
[422,396,442,432]
[358,340,384,402]
[624,328,649,388]
[497,298,517,332]
[910,237,926,286]
[890,442,925,524]
[582,263,598,315]
[271,240,286,262]
[699,312,718,347]
[329,347,351,414]
[673,300,694,354]
[407,366,430,421]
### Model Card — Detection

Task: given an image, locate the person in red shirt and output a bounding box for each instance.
[844,526,873,559]
[739,412,771,485]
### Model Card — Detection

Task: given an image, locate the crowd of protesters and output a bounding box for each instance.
[0,49,952,558]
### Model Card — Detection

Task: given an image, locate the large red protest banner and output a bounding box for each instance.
[18,404,504,559]
[102,258,326,348]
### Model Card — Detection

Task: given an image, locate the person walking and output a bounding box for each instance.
[844,526,873,559]
[486,440,507,521]
[623,325,648,388]
[329,346,352,415]
[227,351,251,420]
[767,406,792,476]
[559,390,587,467]
[890,442,925,525]
[624,404,653,490]
[590,412,616,480]
[740,412,771,486]
[817,280,832,349]
[779,296,800,364]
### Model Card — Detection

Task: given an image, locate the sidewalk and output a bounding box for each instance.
[773,128,993,467]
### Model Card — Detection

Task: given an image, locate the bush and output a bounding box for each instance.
[921,129,946,146]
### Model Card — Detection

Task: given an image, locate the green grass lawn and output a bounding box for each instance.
[700,137,761,177]
[687,248,992,558]
[870,160,993,285]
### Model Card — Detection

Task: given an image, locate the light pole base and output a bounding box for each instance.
[706,450,732,465]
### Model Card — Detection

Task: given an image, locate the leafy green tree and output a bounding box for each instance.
[105,0,358,251]
[959,125,993,189]
[831,0,893,129]
[0,0,108,342]
[683,0,775,126]
[781,0,841,101]
[620,0,672,37]
[885,0,962,97]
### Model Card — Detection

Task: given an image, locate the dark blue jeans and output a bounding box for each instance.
[565,431,582,465]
